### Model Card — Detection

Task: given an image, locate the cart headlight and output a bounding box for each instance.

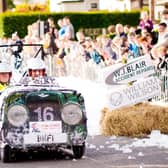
[61,103,82,125]
[7,105,28,127]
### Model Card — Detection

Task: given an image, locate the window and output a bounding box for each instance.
[91,3,97,9]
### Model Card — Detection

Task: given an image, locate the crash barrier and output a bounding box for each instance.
[46,54,168,103]
[45,53,105,81]
[152,69,168,102]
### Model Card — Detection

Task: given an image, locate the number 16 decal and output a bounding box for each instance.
[34,107,54,121]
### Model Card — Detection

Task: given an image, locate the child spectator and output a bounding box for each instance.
[127,32,140,58]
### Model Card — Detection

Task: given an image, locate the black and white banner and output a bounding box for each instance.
[103,55,155,85]
[107,76,161,110]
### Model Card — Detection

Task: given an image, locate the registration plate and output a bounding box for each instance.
[24,133,67,145]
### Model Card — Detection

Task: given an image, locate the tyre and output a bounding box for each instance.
[1,145,15,163]
[72,143,85,159]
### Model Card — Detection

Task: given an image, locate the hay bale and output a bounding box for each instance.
[100,103,168,137]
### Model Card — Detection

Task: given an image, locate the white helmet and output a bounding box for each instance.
[0,62,12,73]
[27,57,46,70]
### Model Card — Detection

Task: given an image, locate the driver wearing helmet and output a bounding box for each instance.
[20,57,58,85]
[0,62,12,91]
[27,57,46,79]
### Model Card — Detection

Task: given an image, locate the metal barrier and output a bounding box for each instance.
[152,69,168,102]
[45,52,105,82]
[47,53,168,103]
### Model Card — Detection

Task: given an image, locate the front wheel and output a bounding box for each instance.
[72,143,85,159]
[1,145,16,163]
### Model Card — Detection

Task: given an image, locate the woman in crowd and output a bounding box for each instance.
[138,11,153,33]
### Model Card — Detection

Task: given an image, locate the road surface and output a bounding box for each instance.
[1,135,168,168]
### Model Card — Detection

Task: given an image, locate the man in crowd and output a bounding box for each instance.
[63,16,75,40]
[161,9,168,26]
[154,22,168,48]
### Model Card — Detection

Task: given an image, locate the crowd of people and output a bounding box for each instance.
[0,9,168,91]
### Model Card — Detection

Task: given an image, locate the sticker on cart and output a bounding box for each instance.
[29,121,62,133]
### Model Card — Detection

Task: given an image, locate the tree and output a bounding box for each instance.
[6,0,15,9]
[0,0,15,12]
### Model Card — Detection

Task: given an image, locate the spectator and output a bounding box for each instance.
[81,39,92,62]
[150,24,159,45]
[129,26,137,34]
[118,36,132,60]
[45,17,56,37]
[101,35,117,61]
[154,22,168,48]
[107,25,116,39]
[57,19,66,40]
[138,36,151,55]
[156,46,168,70]
[43,31,58,56]
[141,27,149,37]
[138,11,153,33]
[114,23,127,38]
[24,25,38,58]
[124,25,130,35]
[76,31,86,44]
[161,9,168,26]
[113,23,127,50]
[10,32,23,70]
[88,44,102,65]
[127,32,140,58]
[63,16,75,40]
[145,32,153,49]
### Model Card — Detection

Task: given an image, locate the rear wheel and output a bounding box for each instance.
[72,143,85,159]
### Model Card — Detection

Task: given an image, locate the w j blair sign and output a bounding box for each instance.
[104,55,155,85]
[108,77,161,110]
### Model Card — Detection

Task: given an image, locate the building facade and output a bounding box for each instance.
[50,0,99,12]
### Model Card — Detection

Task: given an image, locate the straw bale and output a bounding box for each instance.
[100,103,168,137]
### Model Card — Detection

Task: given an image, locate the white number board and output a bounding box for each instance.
[24,132,67,145]
[107,76,161,110]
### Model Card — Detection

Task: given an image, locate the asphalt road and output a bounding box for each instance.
[1,135,168,168]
